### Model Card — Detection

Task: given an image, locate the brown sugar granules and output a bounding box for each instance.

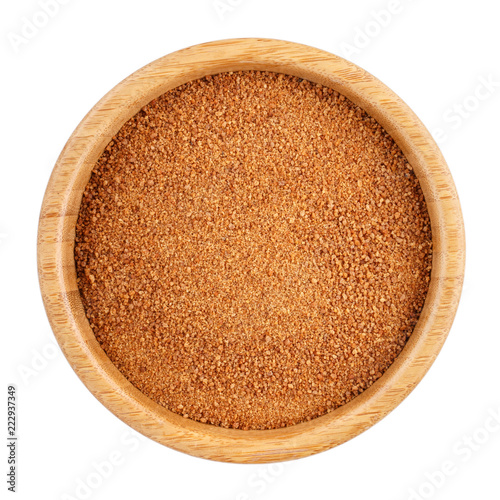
[75,71,432,430]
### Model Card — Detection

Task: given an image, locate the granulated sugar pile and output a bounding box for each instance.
[75,71,432,430]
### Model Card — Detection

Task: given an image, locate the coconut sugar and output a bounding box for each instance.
[75,71,432,430]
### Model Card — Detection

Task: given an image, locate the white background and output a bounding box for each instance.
[1,1,499,499]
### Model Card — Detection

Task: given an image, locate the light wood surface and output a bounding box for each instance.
[37,38,465,463]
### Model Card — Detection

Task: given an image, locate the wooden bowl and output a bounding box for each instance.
[37,38,465,463]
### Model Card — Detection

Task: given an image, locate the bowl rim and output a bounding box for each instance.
[37,37,465,463]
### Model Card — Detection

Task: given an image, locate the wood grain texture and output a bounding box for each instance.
[37,38,465,463]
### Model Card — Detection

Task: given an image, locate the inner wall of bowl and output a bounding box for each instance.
[60,62,442,435]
